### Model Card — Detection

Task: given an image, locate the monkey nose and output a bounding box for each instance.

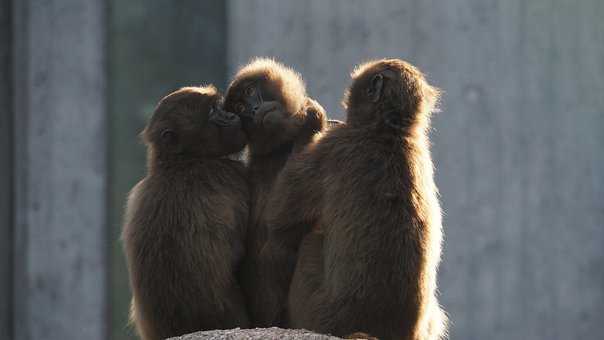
[251,105,260,113]
[223,111,238,121]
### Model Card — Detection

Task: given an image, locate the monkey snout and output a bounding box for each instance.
[254,106,278,126]
[223,111,239,122]
[210,109,241,127]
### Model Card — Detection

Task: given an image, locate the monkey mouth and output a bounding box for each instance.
[209,107,241,127]
[251,109,279,130]
[237,108,255,120]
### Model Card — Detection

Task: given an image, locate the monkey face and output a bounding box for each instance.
[203,106,248,156]
[344,59,438,131]
[226,79,280,129]
[224,58,315,154]
[144,86,247,158]
[225,77,306,153]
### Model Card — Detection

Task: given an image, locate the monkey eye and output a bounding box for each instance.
[160,129,176,143]
[236,103,246,113]
[245,86,256,96]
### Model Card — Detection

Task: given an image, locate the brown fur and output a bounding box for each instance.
[122,86,250,340]
[223,58,327,326]
[264,59,448,339]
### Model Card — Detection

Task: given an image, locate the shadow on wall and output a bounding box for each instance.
[109,2,228,340]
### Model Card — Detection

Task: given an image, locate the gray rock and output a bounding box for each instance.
[168,328,343,340]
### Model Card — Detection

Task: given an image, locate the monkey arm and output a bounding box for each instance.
[253,151,323,326]
[292,98,327,153]
[266,150,322,249]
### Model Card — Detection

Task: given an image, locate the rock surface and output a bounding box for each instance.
[168,328,342,340]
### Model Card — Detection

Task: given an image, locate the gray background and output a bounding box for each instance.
[1,0,13,339]
[1,1,603,340]
[11,1,107,340]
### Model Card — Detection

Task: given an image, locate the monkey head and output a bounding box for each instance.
[343,58,439,131]
[143,86,247,160]
[224,58,324,154]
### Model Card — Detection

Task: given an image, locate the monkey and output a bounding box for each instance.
[263,58,448,340]
[122,86,251,340]
[223,58,327,327]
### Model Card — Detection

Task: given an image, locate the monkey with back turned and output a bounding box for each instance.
[122,86,250,340]
[264,59,448,339]
[223,58,327,326]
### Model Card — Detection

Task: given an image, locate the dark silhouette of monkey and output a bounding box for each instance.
[223,58,327,326]
[264,59,448,340]
[122,86,250,340]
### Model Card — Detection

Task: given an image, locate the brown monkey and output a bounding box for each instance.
[264,59,448,339]
[223,58,327,326]
[122,86,250,340]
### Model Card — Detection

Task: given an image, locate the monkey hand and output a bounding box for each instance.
[255,101,287,130]
[302,98,327,133]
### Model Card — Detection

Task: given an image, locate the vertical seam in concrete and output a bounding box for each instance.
[101,0,110,338]
[1,0,14,338]
[12,0,30,339]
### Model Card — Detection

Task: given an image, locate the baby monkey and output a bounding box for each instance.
[265,59,447,339]
[123,86,250,340]
[224,58,327,326]
[225,58,326,155]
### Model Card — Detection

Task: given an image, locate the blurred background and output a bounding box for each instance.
[1,1,603,339]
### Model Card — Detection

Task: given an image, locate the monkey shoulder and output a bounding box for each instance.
[196,159,250,221]
[125,161,249,240]
[198,159,249,193]
[310,127,362,166]
[122,178,150,241]
[315,128,408,204]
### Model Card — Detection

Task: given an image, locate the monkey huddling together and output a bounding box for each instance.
[122,58,447,340]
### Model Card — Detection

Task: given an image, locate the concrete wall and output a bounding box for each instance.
[228,1,604,339]
[12,1,108,340]
[1,0,13,338]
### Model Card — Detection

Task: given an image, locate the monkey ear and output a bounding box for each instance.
[367,74,384,103]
